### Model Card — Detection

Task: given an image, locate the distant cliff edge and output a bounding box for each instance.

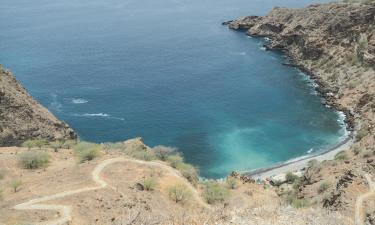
[0,66,76,146]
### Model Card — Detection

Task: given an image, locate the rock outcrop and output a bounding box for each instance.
[227,2,375,131]
[0,66,76,146]
[226,1,375,219]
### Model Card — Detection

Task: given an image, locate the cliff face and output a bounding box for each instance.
[227,2,375,219]
[0,66,76,146]
[227,1,375,143]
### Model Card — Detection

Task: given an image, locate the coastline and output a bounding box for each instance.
[244,134,354,180]
[230,34,357,180]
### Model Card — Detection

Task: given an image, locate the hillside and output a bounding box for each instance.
[226,1,375,223]
[0,66,76,146]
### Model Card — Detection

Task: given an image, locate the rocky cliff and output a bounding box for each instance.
[226,1,375,221]
[0,66,76,146]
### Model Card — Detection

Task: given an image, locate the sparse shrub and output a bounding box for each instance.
[166,155,184,168]
[130,149,156,161]
[307,159,319,168]
[362,150,373,158]
[0,188,3,200]
[168,184,192,204]
[142,178,158,191]
[74,142,101,162]
[226,177,239,189]
[18,151,50,169]
[62,140,77,149]
[33,139,49,149]
[352,147,361,155]
[10,180,22,193]
[0,170,4,180]
[49,140,63,152]
[203,182,229,204]
[285,172,299,184]
[153,146,177,161]
[22,140,36,150]
[318,181,331,193]
[335,151,348,161]
[176,163,199,185]
[285,190,309,208]
[102,142,125,153]
[357,128,370,141]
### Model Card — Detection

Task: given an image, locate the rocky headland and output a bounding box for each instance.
[226,1,375,223]
[0,66,76,146]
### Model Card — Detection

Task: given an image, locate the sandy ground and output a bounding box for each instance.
[249,137,354,180]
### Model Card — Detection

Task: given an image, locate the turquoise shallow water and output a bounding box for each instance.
[0,0,344,178]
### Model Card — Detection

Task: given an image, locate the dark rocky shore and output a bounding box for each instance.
[225,1,375,218]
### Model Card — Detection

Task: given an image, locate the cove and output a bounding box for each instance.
[0,0,344,178]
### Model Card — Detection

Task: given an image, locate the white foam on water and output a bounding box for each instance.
[72,98,88,104]
[73,113,125,121]
[49,94,62,112]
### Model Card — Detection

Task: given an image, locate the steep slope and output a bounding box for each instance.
[226,1,375,221]
[0,66,76,146]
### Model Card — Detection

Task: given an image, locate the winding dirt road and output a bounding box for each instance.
[13,157,206,225]
[355,174,375,225]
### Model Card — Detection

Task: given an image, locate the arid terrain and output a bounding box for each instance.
[1,1,375,225]
[0,140,357,225]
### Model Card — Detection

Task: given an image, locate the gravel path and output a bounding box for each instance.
[355,174,375,225]
[14,157,206,225]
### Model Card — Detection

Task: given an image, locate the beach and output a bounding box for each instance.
[246,135,354,180]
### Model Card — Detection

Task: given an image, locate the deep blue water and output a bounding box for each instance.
[0,0,345,178]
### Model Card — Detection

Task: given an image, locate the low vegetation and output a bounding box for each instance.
[284,190,309,208]
[203,181,229,204]
[74,142,101,162]
[153,145,176,161]
[130,149,156,161]
[334,151,348,161]
[176,163,198,185]
[18,151,50,169]
[166,155,184,168]
[49,140,64,152]
[226,177,239,189]
[168,184,192,204]
[21,139,49,150]
[285,172,299,184]
[0,170,4,180]
[318,181,331,194]
[10,180,22,193]
[142,178,158,191]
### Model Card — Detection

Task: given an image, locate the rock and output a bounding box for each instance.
[0,66,76,146]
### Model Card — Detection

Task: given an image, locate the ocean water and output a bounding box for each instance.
[0,0,344,178]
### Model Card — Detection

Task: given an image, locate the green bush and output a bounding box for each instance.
[318,181,331,194]
[166,154,184,168]
[22,140,36,150]
[142,178,158,191]
[285,172,299,184]
[168,184,192,204]
[176,163,199,185]
[226,177,239,189]
[335,151,348,161]
[130,149,156,161]
[10,180,22,193]
[33,139,49,149]
[62,140,77,149]
[49,140,63,152]
[285,190,309,208]
[357,128,370,141]
[203,182,229,204]
[74,142,101,162]
[153,146,177,161]
[18,151,50,169]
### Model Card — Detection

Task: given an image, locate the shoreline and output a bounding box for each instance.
[227,34,357,180]
[243,133,354,180]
